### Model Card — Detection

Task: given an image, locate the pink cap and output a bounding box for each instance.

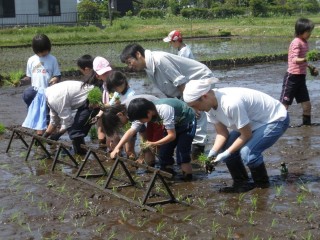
[93,56,112,75]
[163,30,182,42]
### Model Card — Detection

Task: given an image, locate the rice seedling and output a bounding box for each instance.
[297,193,306,205]
[168,226,178,239]
[307,213,313,223]
[198,153,215,174]
[156,220,166,232]
[89,126,98,140]
[249,212,255,225]
[227,227,234,239]
[236,207,241,218]
[275,185,284,197]
[302,231,313,240]
[155,205,164,214]
[238,192,246,202]
[120,209,127,221]
[183,214,192,222]
[87,87,103,105]
[107,230,116,240]
[197,197,207,207]
[306,49,319,62]
[197,216,207,224]
[211,220,221,235]
[250,194,258,210]
[271,218,278,228]
[94,223,106,236]
[137,218,147,227]
[58,207,68,222]
[0,123,5,134]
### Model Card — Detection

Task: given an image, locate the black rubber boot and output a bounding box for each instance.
[302,115,311,126]
[220,157,255,193]
[249,162,270,188]
[191,144,205,161]
[72,137,87,155]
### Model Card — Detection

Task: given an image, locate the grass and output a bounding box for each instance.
[0,123,5,134]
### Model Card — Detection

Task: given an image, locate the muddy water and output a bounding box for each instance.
[1,62,320,239]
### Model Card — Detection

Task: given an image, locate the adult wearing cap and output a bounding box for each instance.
[183,79,289,192]
[120,43,218,161]
[163,30,194,59]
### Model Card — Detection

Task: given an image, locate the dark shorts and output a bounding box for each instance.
[280,72,310,105]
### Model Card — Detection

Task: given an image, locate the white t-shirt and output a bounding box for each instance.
[178,44,194,59]
[144,50,214,98]
[26,54,60,90]
[207,87,287,131]
[45,81,93,129]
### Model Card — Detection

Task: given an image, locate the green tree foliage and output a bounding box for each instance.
[142,0,169,9]
[249,0,268,16]
[77,0,105,22]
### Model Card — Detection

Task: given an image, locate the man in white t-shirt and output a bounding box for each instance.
[183,79,290,192]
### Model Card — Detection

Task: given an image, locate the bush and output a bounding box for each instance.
[181,8,213,19]
[249,0,268,17]
[138,9,165,19]
[212,6,246,18]
[267,5,294,16]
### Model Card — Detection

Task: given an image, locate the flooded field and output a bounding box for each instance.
[1,62,320,239]
[1,36,314,73]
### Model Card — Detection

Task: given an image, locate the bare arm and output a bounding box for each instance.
[226,124,252,154]
[210,122,229,153]
[148,128,176,146]
[110,128,137,159]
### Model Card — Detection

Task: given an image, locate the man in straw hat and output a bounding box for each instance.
[183,79,289,192]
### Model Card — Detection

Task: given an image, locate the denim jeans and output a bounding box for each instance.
[158,118,196,167]
[222,114,290,168]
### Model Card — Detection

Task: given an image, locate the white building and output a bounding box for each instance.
[0,0,77,26]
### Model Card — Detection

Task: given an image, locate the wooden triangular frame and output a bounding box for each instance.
[51,144,79,171]
[103,157,136,189]
[142,171,176,206]
[75,149,107,178]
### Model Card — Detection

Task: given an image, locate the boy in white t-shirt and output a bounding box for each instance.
[183,79,290,192]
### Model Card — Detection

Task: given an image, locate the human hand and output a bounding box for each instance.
[213,150,231,163]
[110,148,120,159]
[89,115,100,125]
[308,65,319,76]
[48,131,64,141]
[207,149,217,159]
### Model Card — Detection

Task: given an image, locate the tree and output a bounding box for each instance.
[249,0,268,16]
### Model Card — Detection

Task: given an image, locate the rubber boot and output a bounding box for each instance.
[249,162,270,188]
[72,137,87,155]
[191,144,205,161]
[302,115,311,126]
[220,157,255,193]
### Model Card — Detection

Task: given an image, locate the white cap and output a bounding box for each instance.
[93,56,112,75]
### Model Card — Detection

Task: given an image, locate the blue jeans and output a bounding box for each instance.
[222,114,290,168]
[158,118,196,167]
